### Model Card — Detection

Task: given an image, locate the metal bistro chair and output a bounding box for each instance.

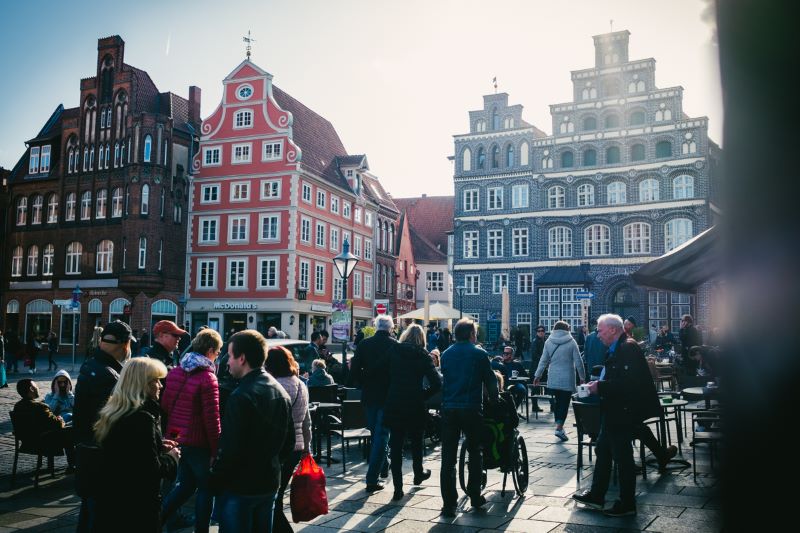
[690,410,724,480]
[572,400,603,475]
[309,384,339,403]
[10,410,63,489]
[327,400,372,475]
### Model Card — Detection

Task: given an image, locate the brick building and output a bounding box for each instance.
[451,30,721,342]
[185,58,384,340]
[1,36,199,354]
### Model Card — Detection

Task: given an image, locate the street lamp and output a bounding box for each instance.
[333,238,359,381]
[455,285,466,319]
[71,285,83,371]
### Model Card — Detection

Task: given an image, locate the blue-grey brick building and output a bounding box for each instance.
[451,30,721,342]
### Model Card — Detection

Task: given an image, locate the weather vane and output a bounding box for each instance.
[493,76,498,94]
[610,19,614,32]
[243,30,256,59]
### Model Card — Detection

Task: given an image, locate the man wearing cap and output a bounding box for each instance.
[150,320,187,369]
[73,320,132,532]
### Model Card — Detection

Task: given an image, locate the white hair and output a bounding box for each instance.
[374,314,394,331]
[597,313,624,330]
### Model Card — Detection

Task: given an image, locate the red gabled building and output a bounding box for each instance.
[185,58,376,339]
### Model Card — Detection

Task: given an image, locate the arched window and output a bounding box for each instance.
[477,147,485,169]
[11,246,23,277]
[584,224,611,256]
[31,195,43,224]
[491,146,499,168]
[68,148,75,173]
[604,114,620,129]
[111,188,123,217]
[607,181,627,204]
[65,193,76,221]
[606,146,621,164]
[682,138,697,155]
[66,241,83,274]
[475,119,486,132]
[665,219,693,251]
[506,144,514,167]
[628,80,645,93]
[88,298,103,314]
[138,237,147,269]
[43,244,54,276]
[152,299,177,320]
[519,141,529,166]
[583,149,597,166]
[6,300,20,313]
[98,143,105,168]
[109,298,130,321]
[629,111,646,126]
[141,184,150,214]
[234,109,253,128]
[143,134,152,162]
[462,147,472,171]
[503,116,514,129]
[655,108,673,121]
[83,147,89,171]
[656,141,673,158]
[26,245,38,276]
[548,226,572,258]
[560,151,574,168]
[114,142,120,167]
[492,108,500,130]
[559,118,574,134]
[120,139,126,164]
[96,240,114,273]
[582,116,597,131]
[548,186,565,209]
[639,179,660,202]
[16,197,27,225]
[47,194,59,223]
[104,144,110,169]
[581,84,597,100]
[80,191,92,220]
[673,175,695,199]
[630,144,646,161]
[577,184,595,207]
[89,146,95,170]
[623,222,651,254]
[95,189,108,219]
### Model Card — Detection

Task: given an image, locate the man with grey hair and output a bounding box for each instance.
[572,313,660,517]
[350,315,397,492]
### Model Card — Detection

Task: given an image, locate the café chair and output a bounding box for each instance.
[326,400,372,475]
[309,384,339,403]
[9,410,63,489]
[690,410,723,480]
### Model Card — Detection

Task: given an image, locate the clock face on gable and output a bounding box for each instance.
[236,84,253,100]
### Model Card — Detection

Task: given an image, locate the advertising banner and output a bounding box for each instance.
[331,299,352,342]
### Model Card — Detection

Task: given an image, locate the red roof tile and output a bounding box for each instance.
[393,196,454,263]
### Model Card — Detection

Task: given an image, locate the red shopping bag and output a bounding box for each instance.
[290,453,329,523]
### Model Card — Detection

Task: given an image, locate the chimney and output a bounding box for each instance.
[188,86,201,127]
[422,193,427,197]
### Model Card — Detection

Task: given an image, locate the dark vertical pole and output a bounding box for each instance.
[341,275,349,382]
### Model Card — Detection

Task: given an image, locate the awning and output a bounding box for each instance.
[631,226,722,292]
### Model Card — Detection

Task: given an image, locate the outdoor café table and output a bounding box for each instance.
[507,376,532,421]
[652,398,691,470]
[682,386,719,410]
[310,402,342,462]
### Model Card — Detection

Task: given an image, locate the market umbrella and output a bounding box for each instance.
[423,291,430,325]
[397,302,462,320]
[501,285,510,342]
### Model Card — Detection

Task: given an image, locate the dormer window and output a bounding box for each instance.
[29,147,40,174]
[40,146,51,173]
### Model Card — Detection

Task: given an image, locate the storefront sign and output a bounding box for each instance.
[310,304,331,312]
[331,300,351,342]
[212,302,258,310]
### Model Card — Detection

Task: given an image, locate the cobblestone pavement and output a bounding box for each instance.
[0,358,722,532]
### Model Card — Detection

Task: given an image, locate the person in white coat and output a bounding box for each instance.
[533,321,586,441]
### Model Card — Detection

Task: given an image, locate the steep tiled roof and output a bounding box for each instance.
[161,92,190,131]
[338,154,366,167]
[393,195,454,262]
[125,63,160,114]
[11,105,65,183]
[361,174,398,214]
[272,85,351,189]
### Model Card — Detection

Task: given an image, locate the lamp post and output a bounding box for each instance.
[71,285,82,371]
[455,285,466,319]
[333,238,359,382]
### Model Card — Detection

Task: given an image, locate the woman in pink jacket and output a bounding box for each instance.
[161,328,222,533]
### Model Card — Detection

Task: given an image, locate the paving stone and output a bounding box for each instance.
[533,505,657,530]
[385,519,481,532]
[636,492,708,508]
[316,511,404,531]
[490,518,561,532]
[430,510,512,529]
[645,516,723,532]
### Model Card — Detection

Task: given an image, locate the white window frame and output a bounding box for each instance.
[203,146,222,167]
[623,222,652,255]
[487,187,504,210]
[639,179,660,202]
[40,145,51,173]
[228,215,249,244]
[354,207,362,224]
[199,216,220,244]
[299,260,310,290]
[316,189,326,209]
[364,239,373,261]
[29,146,40,174]
[607,181,627,205]
[314,263,326,294]
[487,228,503,258]
[664,218,693,252]
[300,217,311,243]
[260,179,281,200]
[65,193,76,221]
[548,186,565,209]
[463,230,479,258]
[315,221,326,248]
[230,181,250,202]
[43,244,54,276]
[330,196,339,215]
[138,237,147,269]
[673,175,695,199]
[548,226,573,258]
[342,201,351,219]
[227,258,248,289]
[301,182,312,204]
[426,271,444,292]
[197,259,217,290]
[463,189,479,211]
[27,246,38,276]
[231,143,252,164]
[257,257,279,290]
[11,247,23,277]
[512,227,529,257]
[518,273,534,294]
[96,240,114,274]
[200,184,220,204]
[353,272,362,298]
[353,235,362,257]
[111,188,123,218]
[16,197,27,225]
[577,183,595,207]
[511,184,529,208]
[465,274,480,295]
[80,191,92,220]
[259,213,280,242]
[364,211,373,227]
[262,141,283,161]
[140,184,150,215]
[95,189,107,219]
[364,273,373,299]
[492,274,508,294]
[233,109,253,129]
[31,195,43,224]
[584,224,611,256]
[330,227,340,252]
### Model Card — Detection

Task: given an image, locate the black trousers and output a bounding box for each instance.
[634,422,666,461]
[440,409,484,508]
[388,425,424,492]
[590,420,636,506]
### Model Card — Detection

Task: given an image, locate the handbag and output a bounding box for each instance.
[290,453,328,523]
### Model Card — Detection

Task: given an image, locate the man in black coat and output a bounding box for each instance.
[573,313,661,517]
[679,314,702,374]
[349,315,397,492]
[149,320,187,369]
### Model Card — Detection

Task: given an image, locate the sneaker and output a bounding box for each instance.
[603,500,636,517]
[365,483,385,492]
[469,494,487,509]
[658,445,678,471]
[441,506,457,517]
[413,469,431,485]
[572,490,604,510]
[555,429,569,442]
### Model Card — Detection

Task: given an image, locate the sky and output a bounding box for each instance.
[0,0,720,199]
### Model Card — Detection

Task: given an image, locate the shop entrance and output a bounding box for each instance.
[224,313,247,339]
[256,313,281,336]
[25,299,52,344]
[298,314,308,340]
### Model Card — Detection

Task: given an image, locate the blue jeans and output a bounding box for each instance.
[364,405,390,485]
[218,491,277,533]
[162,446,214,533]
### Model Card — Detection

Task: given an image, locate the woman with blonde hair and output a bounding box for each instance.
[93,357,180,532]
[384,324,442,500]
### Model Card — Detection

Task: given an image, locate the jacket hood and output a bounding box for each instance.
[51,369,73,394]
[180,352,215,372]
[546,329,575,345]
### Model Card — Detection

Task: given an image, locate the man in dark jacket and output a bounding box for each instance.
[72,320,132,532]
[149,320,187,369]
[349,315,397,492]
[212,329,294,532]
[573,314,661,517]
[679,314,702,373]
[439,318,499,516]
[14,378,74,467]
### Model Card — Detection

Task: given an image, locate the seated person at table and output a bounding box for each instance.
[308,358,335,387]
[320,347,344,384]
[497,346,528,407]
[44,370,75,423]
[14,378,75,469]
[654,326,675,352]
[689,345,719,379]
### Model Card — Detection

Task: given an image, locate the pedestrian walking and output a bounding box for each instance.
[47,331,58,371]
[27,334,41,374]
